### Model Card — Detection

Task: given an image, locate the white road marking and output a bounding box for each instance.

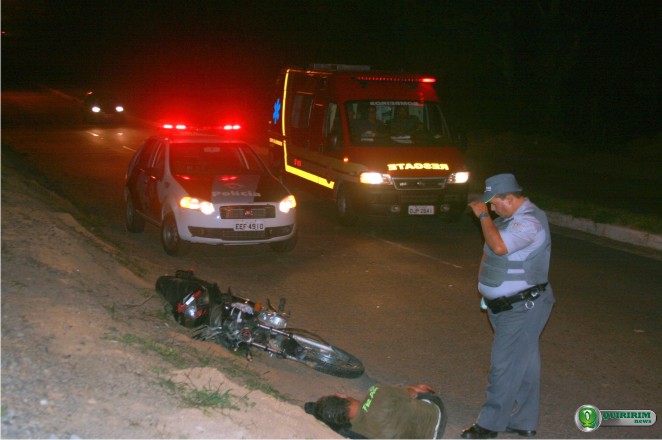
[375,237,464,269]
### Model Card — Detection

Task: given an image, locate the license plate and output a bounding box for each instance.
[233,221,265,231]
[408,205,434,215]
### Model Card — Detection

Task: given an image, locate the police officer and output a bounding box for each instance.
[462,174,555,439]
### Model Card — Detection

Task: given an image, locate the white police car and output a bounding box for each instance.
[124,132,297,255]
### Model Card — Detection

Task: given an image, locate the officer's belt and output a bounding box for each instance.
[486,283,548,313]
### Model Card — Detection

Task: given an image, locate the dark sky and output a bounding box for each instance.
[3,1,660,140]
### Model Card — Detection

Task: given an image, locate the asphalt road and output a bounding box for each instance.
[2,88,660,438]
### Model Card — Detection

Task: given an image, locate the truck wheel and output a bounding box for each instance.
[336,187,359,226]
[161,213,190,256]
[442,203,467,223]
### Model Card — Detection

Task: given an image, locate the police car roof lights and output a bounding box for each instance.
[162,123,188,130]
[222,124,241,131]
[161,123,241,133]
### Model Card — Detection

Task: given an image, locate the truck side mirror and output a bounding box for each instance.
[456,131,468,152]
[325,135,343,152]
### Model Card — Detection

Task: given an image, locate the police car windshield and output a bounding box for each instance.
[170,143,265,175]
[346,101,451,146]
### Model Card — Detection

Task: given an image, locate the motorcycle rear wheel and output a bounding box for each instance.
[288,329,364,378]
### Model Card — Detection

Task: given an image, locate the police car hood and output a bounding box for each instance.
[347,146,466,176]
[174,173,288,204]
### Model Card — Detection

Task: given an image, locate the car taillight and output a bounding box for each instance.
[222,124,241,131]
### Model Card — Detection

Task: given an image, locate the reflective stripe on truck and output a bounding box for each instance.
[269,137,368,190]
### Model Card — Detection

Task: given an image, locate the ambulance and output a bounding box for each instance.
[268,64,469,225]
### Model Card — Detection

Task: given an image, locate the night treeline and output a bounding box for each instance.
[3,1,659,148]
[430,2,661,148]
[289,1,660,148]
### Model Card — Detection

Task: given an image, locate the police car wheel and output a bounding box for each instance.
[161,213,190,256]
[125,191,145,233]
[442,203,467,223]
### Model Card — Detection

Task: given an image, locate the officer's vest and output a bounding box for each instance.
[479,204,551,287]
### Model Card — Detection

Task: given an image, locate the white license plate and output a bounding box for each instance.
[408,205,435,215]
[233,221,265,231]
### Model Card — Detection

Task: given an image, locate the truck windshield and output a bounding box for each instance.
[346,101,452,146]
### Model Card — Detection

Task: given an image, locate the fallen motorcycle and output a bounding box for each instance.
[155,270,365,379]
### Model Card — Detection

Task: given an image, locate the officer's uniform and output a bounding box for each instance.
[475,198,555,432]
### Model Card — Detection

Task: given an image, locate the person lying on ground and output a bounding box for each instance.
[304,383,446,439]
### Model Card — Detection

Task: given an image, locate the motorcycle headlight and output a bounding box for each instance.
[360,172,393,185]
[257,311,287,329]
[180,197,215,215]
[279,195,297,213]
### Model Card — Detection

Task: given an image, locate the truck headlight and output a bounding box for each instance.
[279,195,297,213]
[360,172,393,185]
[180,197,215,215]
[448,171,469,184]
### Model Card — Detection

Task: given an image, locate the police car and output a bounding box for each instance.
[124,130,297,255]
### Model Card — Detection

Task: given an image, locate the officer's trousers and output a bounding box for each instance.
[476,288,555,432]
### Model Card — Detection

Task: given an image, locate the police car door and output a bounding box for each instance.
[139,140,166,222]
[132,138,159,219]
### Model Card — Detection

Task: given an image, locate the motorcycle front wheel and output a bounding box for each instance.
[288,329,364,379]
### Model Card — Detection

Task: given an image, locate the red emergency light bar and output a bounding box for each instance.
[161,123,241,132]
[353,75,436,84]
[162,123,187,130]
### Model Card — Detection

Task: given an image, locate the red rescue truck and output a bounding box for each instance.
[268,64,469,225]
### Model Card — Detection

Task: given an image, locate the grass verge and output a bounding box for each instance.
[531,192,662,235]
[113,331,292,405]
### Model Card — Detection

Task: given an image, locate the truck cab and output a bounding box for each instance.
[268,64,469,225]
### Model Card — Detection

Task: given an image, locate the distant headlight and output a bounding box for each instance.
[115,105,124,112]
[448,171,469,184]
[180,197,215,215]
[279,195,297,213]
[91,106,101,113]
[360,172,393,185]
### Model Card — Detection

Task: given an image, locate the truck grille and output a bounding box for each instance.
[220,205,276,219]
[369,192,443,205]
[392,177,446,190]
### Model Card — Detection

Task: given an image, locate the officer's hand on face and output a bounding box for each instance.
[468,200,488,218]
